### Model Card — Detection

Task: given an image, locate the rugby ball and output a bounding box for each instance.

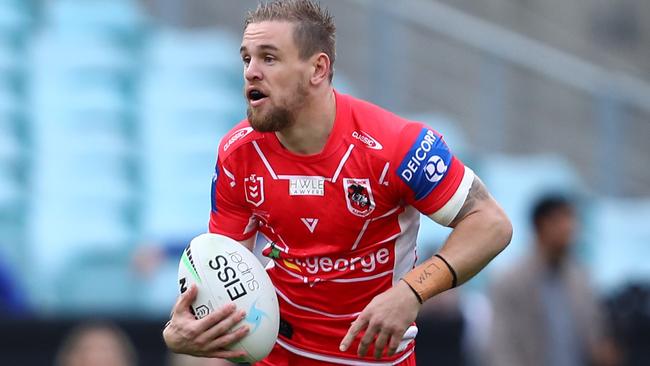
[177,233,279,363]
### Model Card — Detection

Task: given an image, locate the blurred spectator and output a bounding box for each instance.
[606,283,650,365]
[487,194,619,366]
[55,321,137,366]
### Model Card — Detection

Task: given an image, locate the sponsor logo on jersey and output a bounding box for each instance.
[283,247,390,275]
[398,128,452,200]
[300,218,319,233]
[289,177,325,196]
[262,241,290,259]
[424,155,448,183]
[245,174,265,207]
[352,131,383,150]
[343,178,376,217]
[224,127,254,151]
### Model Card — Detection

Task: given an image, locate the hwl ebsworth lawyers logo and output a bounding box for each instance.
[245,174,265,207]
[343,178,375,217]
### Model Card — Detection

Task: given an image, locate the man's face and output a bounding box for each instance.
[240,21,311,132]
[538,207,577,260]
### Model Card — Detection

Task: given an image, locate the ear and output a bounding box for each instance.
[310,53,331,86]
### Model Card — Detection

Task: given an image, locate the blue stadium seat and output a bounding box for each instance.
[146,28,241,73]
[0,0,34,35]
[49,251,139,314]
[29,33,136,82]
[44,0,147,40]
[474,154,583,271]
[588,199,650,294]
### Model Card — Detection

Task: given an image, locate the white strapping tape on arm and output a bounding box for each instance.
[428,166,475,226]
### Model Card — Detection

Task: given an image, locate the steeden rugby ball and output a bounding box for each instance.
[178,233,279,363]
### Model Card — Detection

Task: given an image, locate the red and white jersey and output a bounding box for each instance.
[209,91,473,364]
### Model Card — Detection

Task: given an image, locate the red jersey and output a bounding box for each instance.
[209,91,471,365]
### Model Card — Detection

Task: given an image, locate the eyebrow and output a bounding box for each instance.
[240,44,280,54]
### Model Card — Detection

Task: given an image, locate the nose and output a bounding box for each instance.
[244,59,263,82]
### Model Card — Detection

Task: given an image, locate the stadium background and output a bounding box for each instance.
[0,0,649,364]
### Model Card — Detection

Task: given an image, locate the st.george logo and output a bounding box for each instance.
[343,178,376,217]
[245,174,265,207]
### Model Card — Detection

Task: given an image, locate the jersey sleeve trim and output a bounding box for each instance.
[209,225,257,242]
[428,166,475,226]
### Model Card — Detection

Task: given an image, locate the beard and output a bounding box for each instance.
[247,82,308,133]
[247,104,294,133]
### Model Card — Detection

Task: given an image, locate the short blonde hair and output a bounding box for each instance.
[245,0,336,82]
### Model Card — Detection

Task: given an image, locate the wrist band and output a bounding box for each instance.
[401,254,457,302]
[434,254,458,288]
[401,279,423,304]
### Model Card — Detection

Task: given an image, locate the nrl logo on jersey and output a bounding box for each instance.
[343,178,376,217]
[244,174,265,207]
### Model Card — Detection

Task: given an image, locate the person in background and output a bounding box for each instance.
[488,194,619,366]
[55,321,137,366]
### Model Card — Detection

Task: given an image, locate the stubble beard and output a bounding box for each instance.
[247,82,308,133]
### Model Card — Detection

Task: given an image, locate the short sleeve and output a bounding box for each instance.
[208,157,257,241]
[392,124,473,222]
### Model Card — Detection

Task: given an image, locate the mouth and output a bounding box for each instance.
[247,88,269,107]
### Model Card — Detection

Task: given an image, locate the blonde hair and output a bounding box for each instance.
[245,0,336,82]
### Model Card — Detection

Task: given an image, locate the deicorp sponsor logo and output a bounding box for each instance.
[398,128,452,200]
[352,131,383,150]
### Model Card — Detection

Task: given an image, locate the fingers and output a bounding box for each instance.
[195,302,238,333]
[205,324,250,351]
[173,284,198,315]
[357,322,380,357]
[339,316,368,352]
[199,309,246,342]
[386,334,402,357]
[373,331,390,359]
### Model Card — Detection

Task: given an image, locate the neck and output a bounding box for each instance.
[275,87,336,155]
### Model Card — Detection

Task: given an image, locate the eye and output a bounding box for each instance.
[242,56,251,66]
[264,55,275,64]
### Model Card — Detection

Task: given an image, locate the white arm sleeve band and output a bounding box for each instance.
[428,166,475,226]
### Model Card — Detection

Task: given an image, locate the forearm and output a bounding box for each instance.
[438,207,511,284]
[402,176,512,302]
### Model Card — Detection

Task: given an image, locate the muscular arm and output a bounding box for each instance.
[403,176,512,301]
[444,175,512,282]
[340,175,511,358]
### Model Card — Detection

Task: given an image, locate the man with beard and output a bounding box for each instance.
[163,1,513,365]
